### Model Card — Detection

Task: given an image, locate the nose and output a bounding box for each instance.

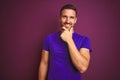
[66,18,70,23]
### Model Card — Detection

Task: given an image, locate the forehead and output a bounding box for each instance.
[61,9,76,16]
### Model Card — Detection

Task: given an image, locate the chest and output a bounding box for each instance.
[50,37,82,57]
[49,37,69,59]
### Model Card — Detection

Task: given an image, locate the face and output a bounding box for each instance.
[60,9,77,30]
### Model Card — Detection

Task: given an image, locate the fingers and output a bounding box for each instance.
[62,26,73,33]
[62,26,68,31]
[69,27,73,33]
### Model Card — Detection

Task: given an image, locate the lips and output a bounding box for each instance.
[64,23,72,28]
[65,24,70,27]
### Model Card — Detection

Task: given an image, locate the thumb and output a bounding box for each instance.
[69,27,73,33]
[62,27,68,31]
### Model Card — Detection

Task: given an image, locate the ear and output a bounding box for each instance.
[75,17,77,23]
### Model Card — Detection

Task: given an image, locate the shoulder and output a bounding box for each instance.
[73,32,89,40]
[45,31,60,39]
[73,32,91,44]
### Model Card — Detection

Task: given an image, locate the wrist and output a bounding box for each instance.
[67,38,73,44]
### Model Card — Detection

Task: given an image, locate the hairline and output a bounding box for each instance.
[60,8,77,17]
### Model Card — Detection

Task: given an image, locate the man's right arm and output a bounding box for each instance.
[38,50,49,80]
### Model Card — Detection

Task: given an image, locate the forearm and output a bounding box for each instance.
[67,39,89,73]
[38,62,48,80]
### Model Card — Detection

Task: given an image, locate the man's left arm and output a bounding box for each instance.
[60,27,91,73]
[67,39,90,73]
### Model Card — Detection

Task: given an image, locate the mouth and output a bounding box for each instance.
[64,23,71,28]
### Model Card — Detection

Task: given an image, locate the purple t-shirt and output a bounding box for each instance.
[43,31,92,80]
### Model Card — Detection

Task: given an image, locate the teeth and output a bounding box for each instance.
[65,24,70,26]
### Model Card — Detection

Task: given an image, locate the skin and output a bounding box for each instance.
[38,9,91,80]
[60,9,77,31]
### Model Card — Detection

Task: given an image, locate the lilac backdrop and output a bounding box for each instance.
[1,0,120,80]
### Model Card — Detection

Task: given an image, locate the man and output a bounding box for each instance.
[38,4,92,80]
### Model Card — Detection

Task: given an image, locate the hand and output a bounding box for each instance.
[60,26,73,43]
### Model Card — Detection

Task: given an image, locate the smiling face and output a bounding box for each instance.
[60,9,77,30]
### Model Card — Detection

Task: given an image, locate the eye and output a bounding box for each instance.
[70,16,75,19]
[62,16,67,18]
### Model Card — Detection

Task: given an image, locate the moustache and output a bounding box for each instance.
[64,22,72,25]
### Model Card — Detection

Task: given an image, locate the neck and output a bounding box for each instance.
[60,28,74,33]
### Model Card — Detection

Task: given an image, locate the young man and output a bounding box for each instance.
[38,4,92,80]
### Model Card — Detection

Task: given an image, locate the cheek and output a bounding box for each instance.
[61,19,66,23]
[71,20,76,24]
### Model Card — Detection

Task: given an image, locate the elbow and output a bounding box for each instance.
[78,66,88,73]
[79,68,87,73]
[77,61,90,73]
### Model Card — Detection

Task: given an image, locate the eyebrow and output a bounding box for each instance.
[62,15,75,18]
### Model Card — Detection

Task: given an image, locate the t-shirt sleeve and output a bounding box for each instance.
[81,37,92,52]
[42,35,50,51]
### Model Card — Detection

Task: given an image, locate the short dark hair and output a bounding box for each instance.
[60,4,77,16]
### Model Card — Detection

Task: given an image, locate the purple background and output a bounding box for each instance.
[1,0,120,80]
